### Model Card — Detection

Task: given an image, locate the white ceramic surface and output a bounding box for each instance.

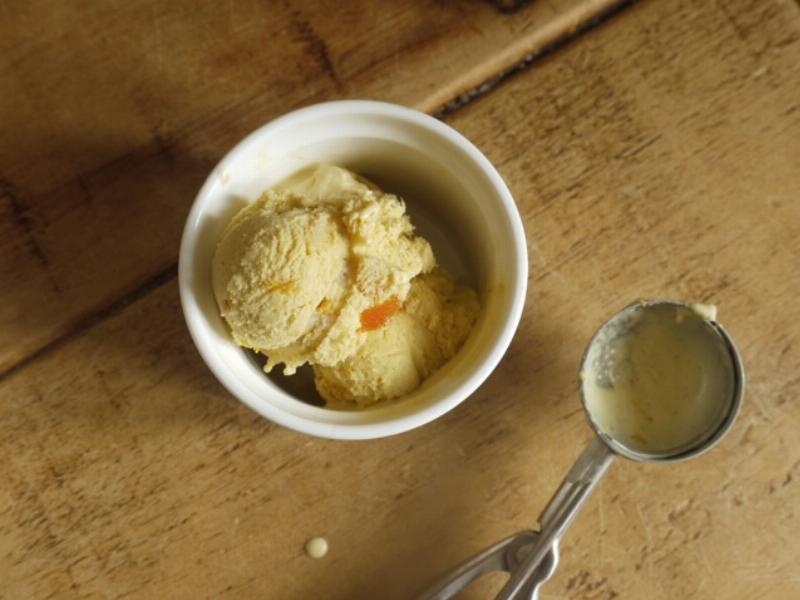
[179,100,528,439]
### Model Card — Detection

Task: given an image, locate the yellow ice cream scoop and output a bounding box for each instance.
[212,193,349,354]
[314,270,479,407]
[212,165,477,407]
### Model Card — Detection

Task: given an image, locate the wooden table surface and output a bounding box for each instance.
[2,0,799,598]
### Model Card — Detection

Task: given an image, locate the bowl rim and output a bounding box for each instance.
[178,99,528,439]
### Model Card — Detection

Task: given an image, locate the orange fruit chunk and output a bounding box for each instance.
[360,296,401,331]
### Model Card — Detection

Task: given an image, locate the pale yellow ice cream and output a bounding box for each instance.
[314,270,480,407]
[212,191,349,355]
[212,164,479,406]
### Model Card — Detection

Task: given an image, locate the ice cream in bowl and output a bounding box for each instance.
[179,101,527,439]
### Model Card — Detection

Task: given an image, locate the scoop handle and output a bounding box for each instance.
[416,531,557,600]
[496,437,614,600]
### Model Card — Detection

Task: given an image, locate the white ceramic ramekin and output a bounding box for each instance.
[179,100,527,439]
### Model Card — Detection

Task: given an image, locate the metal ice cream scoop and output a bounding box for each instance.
[418,300,745,600]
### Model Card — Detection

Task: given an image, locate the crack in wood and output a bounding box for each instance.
[1,177,61,294]
[285,4,344,92]
[75,174,93,208]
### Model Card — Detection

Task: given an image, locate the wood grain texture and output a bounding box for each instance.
[0,0,627,374]
[2,0,800,598]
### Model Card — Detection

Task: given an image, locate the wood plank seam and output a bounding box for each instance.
[436,0,639,118]
[0,264,177,384]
